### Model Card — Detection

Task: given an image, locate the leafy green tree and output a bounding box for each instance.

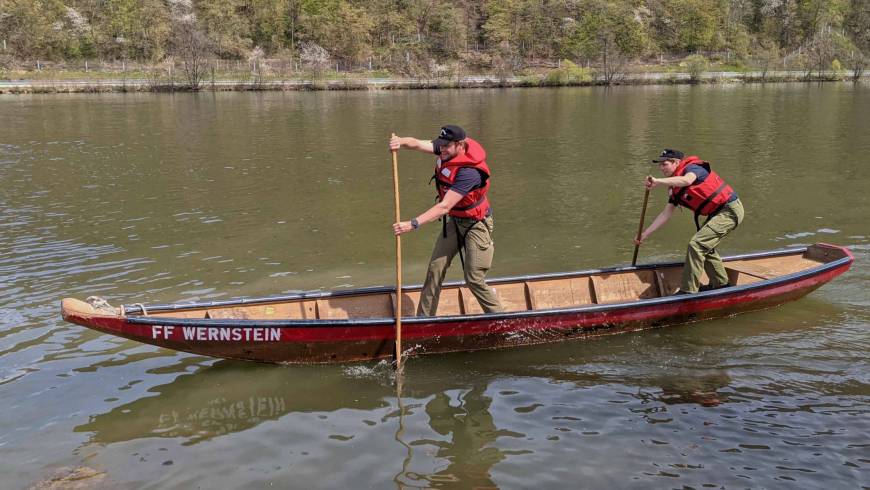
[195,0,253,58]
[409,1,469,60]
[566,0,648,82]
[796,0,849,43]
[296,0,341,47]
[0,0,69,59]
[721,21,751,60]
[673,0,720,51]
[481,0,522,58]
[482,0,544,61]
[285,0,303,54]
[93,0,169,60]
[759,0,801,48]
[326,2,374,66]
[248,0,292,53]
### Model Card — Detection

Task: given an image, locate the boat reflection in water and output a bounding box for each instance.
[75,348,735,486]
[74,361,391,445]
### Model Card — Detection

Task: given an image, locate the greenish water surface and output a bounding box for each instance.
[1,84,868,488]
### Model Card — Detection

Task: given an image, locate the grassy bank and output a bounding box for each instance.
[0,67,864,94]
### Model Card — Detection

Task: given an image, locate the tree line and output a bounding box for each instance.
[1,0,867,81]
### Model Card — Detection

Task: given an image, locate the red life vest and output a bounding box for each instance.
[434,138,491,220]
[669,156,735,217]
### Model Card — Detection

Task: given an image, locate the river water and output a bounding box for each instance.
[1,84,868,488]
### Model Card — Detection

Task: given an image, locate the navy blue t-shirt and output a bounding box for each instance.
[669,164,738,206]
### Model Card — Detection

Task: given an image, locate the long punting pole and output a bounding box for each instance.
[632,188,650,266]
[391,134,403,368]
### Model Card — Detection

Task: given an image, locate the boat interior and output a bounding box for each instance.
[137,245,843,321]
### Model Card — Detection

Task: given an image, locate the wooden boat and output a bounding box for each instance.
[61,243,853,364]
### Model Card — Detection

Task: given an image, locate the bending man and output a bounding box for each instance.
[635,149,745,294]
[390,125,504,316]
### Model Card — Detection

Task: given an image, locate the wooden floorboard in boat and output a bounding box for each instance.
[730,255,822,278]
[316,294,392,320]
[655,267,682,296]
[436,288,463,316]
[492,282,531,312]
[152,309,206,319]
[592,270,659,304]
[391,291,421,317]
[527,277,595,310]
[206,308,251,320]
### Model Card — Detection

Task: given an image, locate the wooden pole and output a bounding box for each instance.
[391,134,403,367]
[632,188,651,266]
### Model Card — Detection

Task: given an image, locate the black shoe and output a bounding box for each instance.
[673,289,692,295]
[699,283,732,292]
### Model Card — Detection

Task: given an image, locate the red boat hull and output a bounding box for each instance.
[61,245,852,364]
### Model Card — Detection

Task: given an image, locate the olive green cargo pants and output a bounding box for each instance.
[417,215,504,316]
[681,199,745,293]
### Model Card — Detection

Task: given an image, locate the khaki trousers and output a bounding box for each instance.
[417,215,504,316]
[681,199,745,292]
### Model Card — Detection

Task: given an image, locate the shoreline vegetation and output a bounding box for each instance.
[2,66,867,95]
[2,0,867,95]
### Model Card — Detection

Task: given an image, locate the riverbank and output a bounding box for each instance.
[1,70,866,94]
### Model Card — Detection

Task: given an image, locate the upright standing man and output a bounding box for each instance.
[390,125,504,316]
[635,149,745,294]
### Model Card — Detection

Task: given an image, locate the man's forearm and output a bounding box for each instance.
[655,174,695,188]
[399,137,431,153]
[414,202,451,226]
[642,206,675,240]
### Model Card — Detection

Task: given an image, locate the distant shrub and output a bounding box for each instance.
[543,60,593,86]
[515,74,541,86]
[684,54,709,82]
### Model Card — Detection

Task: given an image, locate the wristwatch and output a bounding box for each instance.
[410,218,420,230]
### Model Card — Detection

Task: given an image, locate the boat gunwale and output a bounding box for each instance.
[118,245,853,328]
[120,245,813,314]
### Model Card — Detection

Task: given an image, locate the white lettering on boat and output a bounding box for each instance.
[151,325,175,339]
[150,326,281,342]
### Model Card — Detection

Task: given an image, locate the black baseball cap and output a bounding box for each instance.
[433,125,466,147]
[652,148,684,163]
